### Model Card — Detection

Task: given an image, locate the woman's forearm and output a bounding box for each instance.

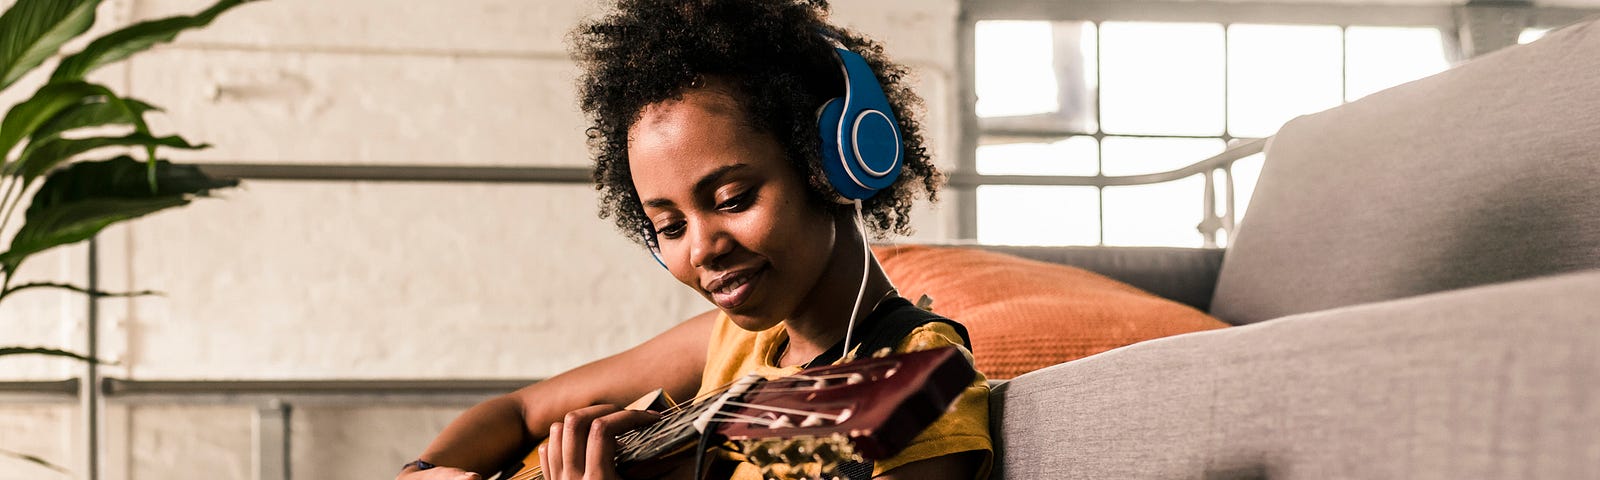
[417,394,535,475]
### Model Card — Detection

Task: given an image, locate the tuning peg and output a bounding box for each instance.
[811,440,840,466]
[768,415,795,429]
[744,439,781,466]
[778,439,812,465]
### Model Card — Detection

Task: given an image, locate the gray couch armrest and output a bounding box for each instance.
[988,269,1600,479]
[967,245,1224,313]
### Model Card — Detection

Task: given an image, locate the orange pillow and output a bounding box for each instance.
[873,245,1228,380]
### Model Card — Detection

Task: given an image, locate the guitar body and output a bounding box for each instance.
[494,347,973,480]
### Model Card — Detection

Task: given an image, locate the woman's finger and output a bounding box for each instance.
[585,410,662,478]
[547,423,564,478]
[560,405,622,479]
[536,442,552,480]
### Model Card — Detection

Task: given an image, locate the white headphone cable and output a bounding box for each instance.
[840,199,870,362]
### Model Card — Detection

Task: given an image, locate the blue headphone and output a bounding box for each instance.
[644,37,903,267]
[816,39,904,202]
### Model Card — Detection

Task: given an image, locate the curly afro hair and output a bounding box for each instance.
[571,0,943,246]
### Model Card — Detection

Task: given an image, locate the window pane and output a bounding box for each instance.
[1228,24,1342,138]
[975,21,1097,132]
[1103,175,1207,247]
[977,136,1098,176]
[976,186,1099,245]
[1345,27,1449,102]
[1101,136,1224,176]
[1230,152,1266,221]
[1520,28,1551,44]
[1100,22,1225,136]
[976,21,1059,118]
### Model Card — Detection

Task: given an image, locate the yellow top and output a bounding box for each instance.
[698,312,993,479]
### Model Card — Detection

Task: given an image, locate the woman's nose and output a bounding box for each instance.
[687,220,734,269]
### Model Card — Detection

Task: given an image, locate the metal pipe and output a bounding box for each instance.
[101,378,540,396]
[255,400,291,480]
[84,238,101,480]
[195,164,593,184]
[947,137,1266,188]
[954,9,981,240]
[0,379,80,396]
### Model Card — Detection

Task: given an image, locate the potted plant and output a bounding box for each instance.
[0,0,259,472]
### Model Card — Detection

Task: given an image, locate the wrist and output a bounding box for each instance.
[400,460,436,472]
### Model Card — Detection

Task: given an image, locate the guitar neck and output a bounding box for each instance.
[498,386,737,480]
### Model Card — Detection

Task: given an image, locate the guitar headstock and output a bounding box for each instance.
[713,346,975,479]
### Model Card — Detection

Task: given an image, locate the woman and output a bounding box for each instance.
[399,1,989,478]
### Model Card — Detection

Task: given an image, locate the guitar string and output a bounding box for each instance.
[621,374,795,449]
[625,380,858,452]
[619,401,842,458]
[615,396,843,465]
[718,401,845,420]
[609,370,871,459]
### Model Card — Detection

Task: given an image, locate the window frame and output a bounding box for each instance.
[951,0,1598,246]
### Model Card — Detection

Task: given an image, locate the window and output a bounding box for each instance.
[969,16,1454,247]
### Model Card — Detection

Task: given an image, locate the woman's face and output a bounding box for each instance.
[629,86,839,333]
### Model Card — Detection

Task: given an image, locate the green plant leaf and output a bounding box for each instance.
[51,0,258,82]
[2,196,187,275]
[0,447,70,475]
[0,0,101,92]
[0,281,160,302]
[17,133,208,182]
[0,156,237,274]
[0,346,98,362]
[31,96,159,142]
[0,81,115,163]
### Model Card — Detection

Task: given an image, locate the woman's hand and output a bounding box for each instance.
[539,404,661,480]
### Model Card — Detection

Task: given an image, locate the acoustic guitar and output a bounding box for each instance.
[494,346,975,480]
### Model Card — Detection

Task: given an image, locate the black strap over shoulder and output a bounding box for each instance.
[798,296,972,480]
[804,296,971,368]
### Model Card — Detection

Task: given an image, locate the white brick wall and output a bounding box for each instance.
[2,0,961,477]
[95,0,962,383]
[0,405,74,479]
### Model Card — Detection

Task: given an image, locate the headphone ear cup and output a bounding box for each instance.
[816,97,858,204]
[816,47,902,202]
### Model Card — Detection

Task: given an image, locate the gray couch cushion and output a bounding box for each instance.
[989,269,1600,479]
[1211,19,1600,325]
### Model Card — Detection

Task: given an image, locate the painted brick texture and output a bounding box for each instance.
[2,0,960,477]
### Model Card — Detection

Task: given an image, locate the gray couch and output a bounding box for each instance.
[980,18,1600,479]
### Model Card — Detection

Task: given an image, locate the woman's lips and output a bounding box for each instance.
[709,267,764,310]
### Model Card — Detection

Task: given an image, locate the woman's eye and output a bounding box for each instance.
[656,222,686,239]
[716,190,754,211]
